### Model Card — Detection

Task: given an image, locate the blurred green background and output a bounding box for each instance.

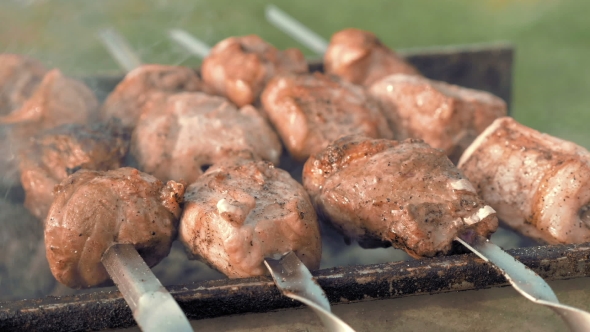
[0,0,588,146]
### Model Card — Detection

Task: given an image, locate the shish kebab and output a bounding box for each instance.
[0,52,192,329]
[168,29,356,332]
[263,7,590,330]
[94,28,193,332]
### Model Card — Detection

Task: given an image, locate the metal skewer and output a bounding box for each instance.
[262,10,590,330]
[456,234,590,332]
[168,29,211,59]
[264,4,328,55]
[97,28,193,332]
[264,252,356,332]
[168,30,355,331]
[102,245,193,332]
[98,28,143,71]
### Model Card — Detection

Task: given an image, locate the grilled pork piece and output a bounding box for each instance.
[100,65,206,129]
[261,72,393,161]
[131,92,281,184]
[324,28,420,86]
[201,35,308,107]
[19,121,128,221]
[369,74,507,162]
[0,69,98,146]
[180,154,321,278]
[458,117,590,244]
[303,135,498,258]
[0,54,47,115]
[0,56,47,186]
[45,168,184,289]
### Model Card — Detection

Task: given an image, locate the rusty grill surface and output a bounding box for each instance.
[0,43,545,331]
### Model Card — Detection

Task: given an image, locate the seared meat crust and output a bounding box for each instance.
[261,72,393,161]
[303,135,498,258]
[324,28,420,86]
[45,168,184,289]
[369,74,507,162]
[202,35,308,107]
[459,117,590,244]
[100,65,206,129]
[19,121,129,220]
[0,54,47,115]
[0,69,98,140]
[131,92,282,184]
[180,155,321,278]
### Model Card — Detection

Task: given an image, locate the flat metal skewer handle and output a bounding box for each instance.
[98,28,143,72]
[168,29,212,59]
[102,244,193,332]
[265,4,328,55]
[456,235,590,332]
[264,252,355,332]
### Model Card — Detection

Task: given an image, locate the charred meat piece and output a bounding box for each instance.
[201,35,308,107]
[45,168,184,289]
[19,121,129,221]
[369,74,507,162]
[0,69,98,143]
[324,28,420,86]
[131,92,282,184]
[0,55,47,186]
[0,54,47,115]
[459,117,590,244]
[303,135,498,258]
[0,69,98,186]
[180,154,321,278]
[261,72,393,161]
[100,65,206,129]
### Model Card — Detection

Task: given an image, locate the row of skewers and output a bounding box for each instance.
[1,5,590,331]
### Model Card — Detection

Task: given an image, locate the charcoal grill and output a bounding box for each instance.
[4,42,588,332]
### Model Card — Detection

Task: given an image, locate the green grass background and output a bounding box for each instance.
[1,0,588,146]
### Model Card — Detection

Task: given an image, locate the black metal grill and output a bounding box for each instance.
[3,43,571,332]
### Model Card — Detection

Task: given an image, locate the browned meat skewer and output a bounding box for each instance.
[459,117,590,244]
[180,153,321,278]
[45,167,184,289]
[369,74,507,162]
[131,91,282,184]
[0,54,47,116]
[19,121,128,221]
[303,135,498,258]
[0,69,98,140]
[100,64,207,129]
[261,72,393,162]
[324,28,420,86]
[201,35,308,107]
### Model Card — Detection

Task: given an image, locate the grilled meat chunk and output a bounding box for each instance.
[303,135,498,258]
[45,168,184,289]
[100,65,206,129]
[0,56,46,186]
[324,28,420,86]
[131,92,281,184]
[19,121,128,221]
[369,74,507,162]
[201,35,308,107]
[0,54,47,115]
[0,69,98,139]
[180,154,321,278]
[261,72,393,161]
[458,117,590,244]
